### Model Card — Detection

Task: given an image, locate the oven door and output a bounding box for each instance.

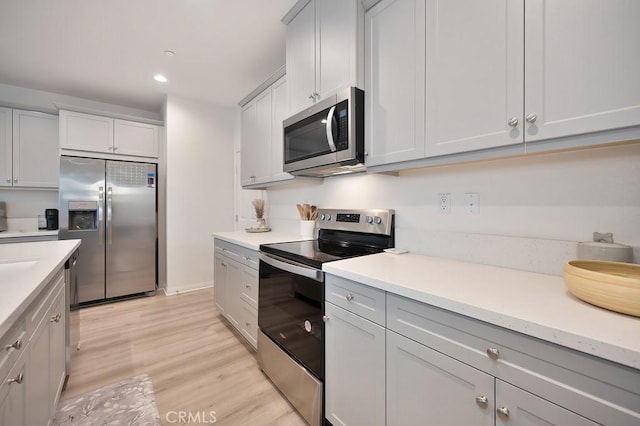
[258,252,324,380]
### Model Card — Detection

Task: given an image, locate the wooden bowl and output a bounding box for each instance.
[563,260,640,317]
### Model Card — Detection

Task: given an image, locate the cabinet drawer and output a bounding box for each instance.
[0,347,27,418]
[0,319,26,384]
[240,302,258,349]
[27,269,64,339]
[387,293,640,425]
[239,265,258,309]
[325,274,385,326]
[214,239,258,270]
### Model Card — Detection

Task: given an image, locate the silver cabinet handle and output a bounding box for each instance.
[245,284,251,289]
[507,117,519,127]
[308,93,315,100]
[6,177,10,182]
[221,261,227,267]
[13,178,17,183]
[525,113,537,123]
[497,407,510,418]
[322,315,329,322]
[4,339,22,351]
[345,294,354,302]
[475,395,488,408]
[112,146,118,151]
[7,372,24,385]
[486,347,500,360]
[245,322,250,327]
[50,313,62,323]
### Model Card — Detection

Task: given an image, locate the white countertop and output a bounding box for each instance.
[213,231,309,251]
[323,253,640,370]
[0,230,59,239]
[0,240,81,339]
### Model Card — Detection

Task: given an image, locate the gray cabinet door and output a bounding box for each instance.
[213,253,227,315]
[0,107,11,188]
[387,330,494,426]
[325,302,385,426]
[286,0,316,114]
[224,258,242,329]
[12,110,59,188]
[364,0,426,166]
[496,380,597,426]
[524,0,640,142]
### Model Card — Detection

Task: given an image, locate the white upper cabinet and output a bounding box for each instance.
[285,0,363,115]
[60,110,113,153]
[270,76,290,181]
[524,0,640,142]
[0,107,12,188]
[365,0,640,170]
[1,108,59,189]
[241,88,276,186]
[424,0,524,157]
[365,0,426,166]
[114,119,158,157]
[60,110,159,159]
[241,75,295,189]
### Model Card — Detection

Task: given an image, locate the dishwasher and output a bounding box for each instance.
[64,248,80,387]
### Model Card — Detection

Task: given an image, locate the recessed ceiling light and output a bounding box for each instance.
[154,74,168,83]
[164,50,175,57]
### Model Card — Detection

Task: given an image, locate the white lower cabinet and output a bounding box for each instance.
[324,302,385,426]
[213,238,259,349]
[28,281,66,426]
[324,274,640,426]
[0,351,27,426]
[386,330,494,425]
[495,380,596,426]
[0,267,66,426]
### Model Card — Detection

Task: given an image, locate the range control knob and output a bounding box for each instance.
[319,214,326,221]
[374,216,382,224]
[365,216,373,224]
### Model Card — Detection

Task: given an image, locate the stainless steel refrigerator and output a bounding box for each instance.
[59,156,157,305]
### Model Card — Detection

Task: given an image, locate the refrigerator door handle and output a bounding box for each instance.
[107,187,113,245]
[98,186,104,245]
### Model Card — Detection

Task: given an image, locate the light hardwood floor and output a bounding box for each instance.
[62,288,306,426]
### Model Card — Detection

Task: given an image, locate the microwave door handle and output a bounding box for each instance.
[325,105,337,152]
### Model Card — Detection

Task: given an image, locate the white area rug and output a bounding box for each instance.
[53,373,161,425]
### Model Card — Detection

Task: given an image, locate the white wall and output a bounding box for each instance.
[0,83,161,121]
[265,143,640,275]
[165,96,236,293]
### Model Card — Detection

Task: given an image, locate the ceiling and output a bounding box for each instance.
[0,0,297,113]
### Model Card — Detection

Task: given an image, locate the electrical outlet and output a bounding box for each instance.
[464,193,479,214]
[438,193,451,213]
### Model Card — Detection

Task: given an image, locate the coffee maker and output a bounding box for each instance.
[0,201,7,232]
[45,208,59,230]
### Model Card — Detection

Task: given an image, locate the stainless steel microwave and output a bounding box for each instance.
[283,87,364,177]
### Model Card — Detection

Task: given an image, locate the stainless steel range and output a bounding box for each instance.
[257,209,395,426]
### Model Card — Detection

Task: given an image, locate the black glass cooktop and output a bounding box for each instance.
[260,238,384,270]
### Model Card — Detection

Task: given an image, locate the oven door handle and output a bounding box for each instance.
[259,253,324,282]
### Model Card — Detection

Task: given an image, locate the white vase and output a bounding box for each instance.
[300,220,315,239]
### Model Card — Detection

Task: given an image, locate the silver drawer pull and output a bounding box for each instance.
[496,407,510,418]
[322,315,329,322]
[345,294,354,302]
[4,339,22,351]
[245,322,250,327]
[475,395,488,408]
[49,313,61,323]
[245,284,251,289]
[7,372,24,385]
[486,347,500,360]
